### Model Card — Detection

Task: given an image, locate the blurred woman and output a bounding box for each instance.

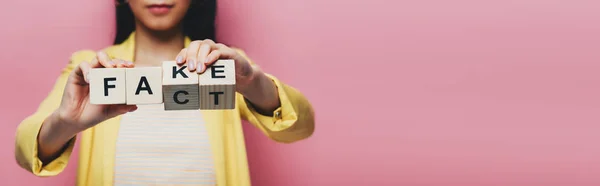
[14,0,314,185]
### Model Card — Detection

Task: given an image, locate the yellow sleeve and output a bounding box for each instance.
[14,50,95,176]
[234,49,315,143]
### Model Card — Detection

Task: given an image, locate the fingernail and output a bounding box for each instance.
[197,63,203,72]
[109,61,115,66]
[127,61,133,65]
[176,56,183,63]
[188,59,195,70]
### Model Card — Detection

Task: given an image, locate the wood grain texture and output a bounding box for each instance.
[163,84,200,110]
[199,85,236,110]
[162,61,198,85]
[199,59,236,85]
[125,67,163,105]
[89,68,126,104]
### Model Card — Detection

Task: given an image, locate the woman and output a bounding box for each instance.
[14,0,315,185]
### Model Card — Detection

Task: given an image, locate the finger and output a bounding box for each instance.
[199,50,221,74]
[125,60,135,68]
[89,57,102,68]
[115,59,127,68]
[118,105,138,113]
[114,59,134,68]
[215,43,227,50]
[128,105,138,112]
[96,51,115,68]
[90,57,114,68]
[175,48,187,65]
[197,39,216,71]
[105,105,138,118]
[216,46,238,59]
[73,61,92,84]
[79,61,92,84]
[121,59,129,68]
[186,41,202,71]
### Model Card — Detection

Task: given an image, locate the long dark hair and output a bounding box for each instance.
[113,0,216,45]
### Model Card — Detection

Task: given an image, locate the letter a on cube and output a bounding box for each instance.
[126,67,163,105]
[89,68,126,104]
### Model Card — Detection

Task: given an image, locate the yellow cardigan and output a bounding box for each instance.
[14,33,315,186]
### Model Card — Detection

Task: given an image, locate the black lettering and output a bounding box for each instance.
[173,90,189,104]
[104,77,116,96]
[173,66,189,78]
[135,76,153,95]
[209,91,224,105]
[211,65,226,78]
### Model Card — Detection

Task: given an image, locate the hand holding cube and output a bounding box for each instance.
[51,40,254,133]
[53,52,137,132]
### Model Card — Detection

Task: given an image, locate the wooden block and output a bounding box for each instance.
[199,85,235,110]
[163,85,200,110]
[198,59,236,110]
[162,61,198,85]
[89,68,126,104]
[199,59,236,85]
[125,67,163,105]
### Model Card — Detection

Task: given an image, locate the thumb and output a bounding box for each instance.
[104,105,138,118]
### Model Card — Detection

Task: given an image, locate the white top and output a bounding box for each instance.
[112,104,216,185]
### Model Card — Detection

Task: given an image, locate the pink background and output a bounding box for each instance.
[1,0,600,185]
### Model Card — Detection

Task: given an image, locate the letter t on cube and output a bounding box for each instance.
[89,68,126,104]
[162,61,200,110]
[199,59,236,110]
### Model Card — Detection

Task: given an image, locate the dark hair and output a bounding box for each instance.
[113,0,216,45]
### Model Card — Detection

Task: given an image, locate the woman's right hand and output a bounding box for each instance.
[37,51,136,163]
[55,51,137,133]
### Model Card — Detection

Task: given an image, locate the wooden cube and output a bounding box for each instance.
[125,67,163,105]
[163,84,200,110]
[163,61,198,85]
[199,85,235,110]
[162,61,201,110]
[199,59,236,85]
[199,60,236,110]
[89,68,126,104]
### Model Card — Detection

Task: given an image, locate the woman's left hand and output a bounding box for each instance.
[175,39,256,92]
